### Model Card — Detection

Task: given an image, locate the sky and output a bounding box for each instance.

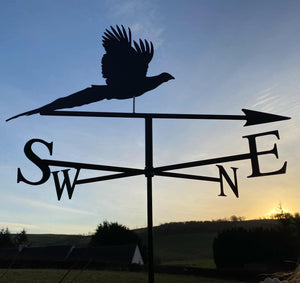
[1,0,300,234]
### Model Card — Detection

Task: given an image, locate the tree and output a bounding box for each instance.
[89,221,142,247]
[14,229,28,247]
[230,215,245,222]
[0,228,14,247]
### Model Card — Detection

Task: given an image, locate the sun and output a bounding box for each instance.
[266,204,291,219]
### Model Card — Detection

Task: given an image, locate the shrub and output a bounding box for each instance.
[213,226,298,268]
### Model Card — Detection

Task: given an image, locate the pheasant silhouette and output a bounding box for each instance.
[6,25,174,122]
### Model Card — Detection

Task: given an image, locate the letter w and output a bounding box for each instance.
[52,169,81,200]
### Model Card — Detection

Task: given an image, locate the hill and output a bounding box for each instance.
[24,219,277,247]
[135,219,277,236]
[26,234,91,247]
[135,219,278,268]
[22,219,278,268]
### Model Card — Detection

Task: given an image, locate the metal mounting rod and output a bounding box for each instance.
[145,117,154,283]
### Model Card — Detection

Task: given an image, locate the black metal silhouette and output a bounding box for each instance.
[6,25,174,122]
[39,108,290,126]
[12,109,290,283]
[17,111,290,283]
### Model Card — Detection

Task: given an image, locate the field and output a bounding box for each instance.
[25,232,218,269]
[0,269,246,283]
[23,220,279,271]
[154,232,217,268]
[11,220,280,282]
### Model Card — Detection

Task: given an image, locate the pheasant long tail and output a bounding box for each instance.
[6,85,108,122]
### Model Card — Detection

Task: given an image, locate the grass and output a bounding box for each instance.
[0,269,246,283]
[160,259,216,269]
[153,232,217,268]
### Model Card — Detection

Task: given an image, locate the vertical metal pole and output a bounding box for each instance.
[133,97,135,113]
[145,117,154,283]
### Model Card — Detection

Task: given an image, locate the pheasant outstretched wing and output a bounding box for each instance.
[101,25,154,86]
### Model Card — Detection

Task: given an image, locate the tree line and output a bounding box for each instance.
[213,212,300,269]
[136,217,276,235]
[0,228,28,248]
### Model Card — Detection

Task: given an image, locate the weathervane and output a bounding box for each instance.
[7,26,290,283]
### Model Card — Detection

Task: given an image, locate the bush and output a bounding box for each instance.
[90,221,141,247]
[213,226,299,269]
[89,221,147,262]
[0,228,14,247]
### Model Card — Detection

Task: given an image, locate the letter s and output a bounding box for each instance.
[17,139,53,185]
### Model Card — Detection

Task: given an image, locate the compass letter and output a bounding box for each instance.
[217,166,239,198]
[243,130,287,178]
[17,139,53,185]
[52,169,81,200]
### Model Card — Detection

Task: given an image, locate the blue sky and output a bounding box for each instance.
[1,0,299,234]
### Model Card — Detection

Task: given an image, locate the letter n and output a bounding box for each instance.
[217,165,239,198]
[52,169,81,200]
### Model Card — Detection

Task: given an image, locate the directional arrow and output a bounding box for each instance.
[40,109,290,126]
[242,109,290,126]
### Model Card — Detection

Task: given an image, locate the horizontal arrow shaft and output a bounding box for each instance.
[40,109,290,126]
[155,171,220,182]
[41,110,245,120]
[154,152,252,173]
[43,159,144,174]
[76,171,143,184]
[44,148,272,176]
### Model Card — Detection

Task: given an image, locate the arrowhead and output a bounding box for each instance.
[242,109,291,126]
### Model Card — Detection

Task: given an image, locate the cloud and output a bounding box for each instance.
[0,222,37,233]
[252,94,280,108]
[104,0,165,47]
[251,84,300,118]
[251,85,279,109]
[15,197,95,216]
[108,0,137,17]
